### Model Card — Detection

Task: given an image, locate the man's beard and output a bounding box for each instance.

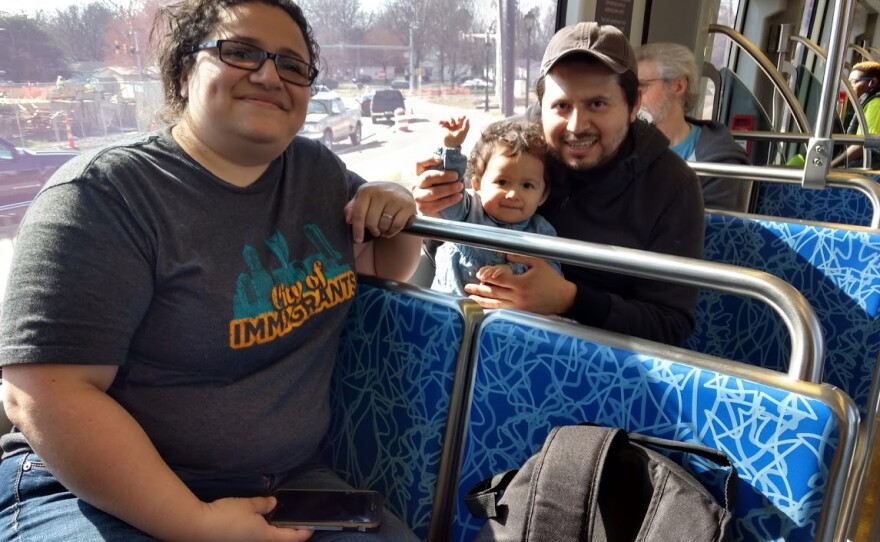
[643,99,670,127]
[548,133,610,172]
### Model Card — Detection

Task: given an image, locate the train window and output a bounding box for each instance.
[0,0,559,303]
[708,0,742,70]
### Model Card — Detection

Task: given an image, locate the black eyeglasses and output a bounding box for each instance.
[191,39,319,87]
[850,76,873,84]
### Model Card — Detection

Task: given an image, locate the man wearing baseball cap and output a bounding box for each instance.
[413,22,704,346]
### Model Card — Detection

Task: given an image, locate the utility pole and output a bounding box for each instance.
[463,28,495,111]
[501,0,515,116]
[524,9,537,109]
[132,31,143,76]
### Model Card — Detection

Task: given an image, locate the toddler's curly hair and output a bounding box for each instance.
[466,119,549,189]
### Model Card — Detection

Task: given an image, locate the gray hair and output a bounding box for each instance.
[636,42,699,112]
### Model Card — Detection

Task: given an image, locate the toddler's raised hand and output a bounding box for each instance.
[439,116,470,148]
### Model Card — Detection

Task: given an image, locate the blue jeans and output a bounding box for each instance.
[0,452,419,542]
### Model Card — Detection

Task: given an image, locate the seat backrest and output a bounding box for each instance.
[324,278,481,540]
[448,311,857,542]
[687,212,880,413]
[754,182,875,226]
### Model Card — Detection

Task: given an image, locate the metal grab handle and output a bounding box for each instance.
[405,216,825,383]
[789,33,870,169]
[708,24,811,133]
[729,131,880,149]
[687,161,880,228]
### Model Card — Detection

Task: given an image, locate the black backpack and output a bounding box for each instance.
[465,424,737,542]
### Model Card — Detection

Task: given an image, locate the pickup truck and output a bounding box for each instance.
[0,136,79,207]
[298,92,362,150]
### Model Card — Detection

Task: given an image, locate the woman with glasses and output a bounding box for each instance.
[0,1,421,541]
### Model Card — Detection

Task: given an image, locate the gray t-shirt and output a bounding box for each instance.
[0,129,365,484]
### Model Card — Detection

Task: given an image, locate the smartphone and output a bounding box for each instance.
[266,488,383,532]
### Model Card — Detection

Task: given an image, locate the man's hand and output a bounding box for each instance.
[467,254,576,315]
[412,155,463,217]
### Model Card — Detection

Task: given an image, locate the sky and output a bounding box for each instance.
[4,0,388,16]
[3,0,81,16]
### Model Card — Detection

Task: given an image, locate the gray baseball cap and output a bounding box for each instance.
[539,22,637,78]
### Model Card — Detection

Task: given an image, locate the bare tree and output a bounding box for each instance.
[49,2,115,62]
[425,0,475,87]
[361,26,407,80]
[379,0,432,71]
[102,0,162,70]
[299,0,371,79]
[0,13,68,82]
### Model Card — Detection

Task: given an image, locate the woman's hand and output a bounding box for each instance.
[345,182,416,242]
[187,497,313,542]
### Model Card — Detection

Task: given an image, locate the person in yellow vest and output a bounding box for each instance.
[833,61,880,167]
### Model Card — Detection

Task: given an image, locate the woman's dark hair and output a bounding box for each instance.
[151,0,319,122]
[535,54,639,112]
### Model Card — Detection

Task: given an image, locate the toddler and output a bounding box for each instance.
[431,116,562,295]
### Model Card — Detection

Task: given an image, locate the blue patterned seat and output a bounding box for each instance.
[754,183,873,227]
[687,212,880,414]
[447,311,857,542]
[324,278,481,539]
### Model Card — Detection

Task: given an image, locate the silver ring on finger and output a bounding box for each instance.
[381,212,394,221]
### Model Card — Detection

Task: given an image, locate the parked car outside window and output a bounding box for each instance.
[389,80,410,90]
[0,136,79,207]
[369,89,405,124]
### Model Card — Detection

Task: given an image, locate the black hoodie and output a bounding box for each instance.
[538,119,705,346]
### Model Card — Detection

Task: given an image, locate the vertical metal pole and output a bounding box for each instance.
[803,0,853,188]
[814,1,851,139]
[97,83,107,137]
[495,2,502,110]
[409,28,415,93]
[485,38,490,112]
[52,110,60,143]
[132,31,143,75]
[774,24,795,164]
[13,102,24,147]
[132,30,144,133]
[525,30,531,109]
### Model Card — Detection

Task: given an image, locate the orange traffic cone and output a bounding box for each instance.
[64,113,78,150]
[395,108,410,132]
